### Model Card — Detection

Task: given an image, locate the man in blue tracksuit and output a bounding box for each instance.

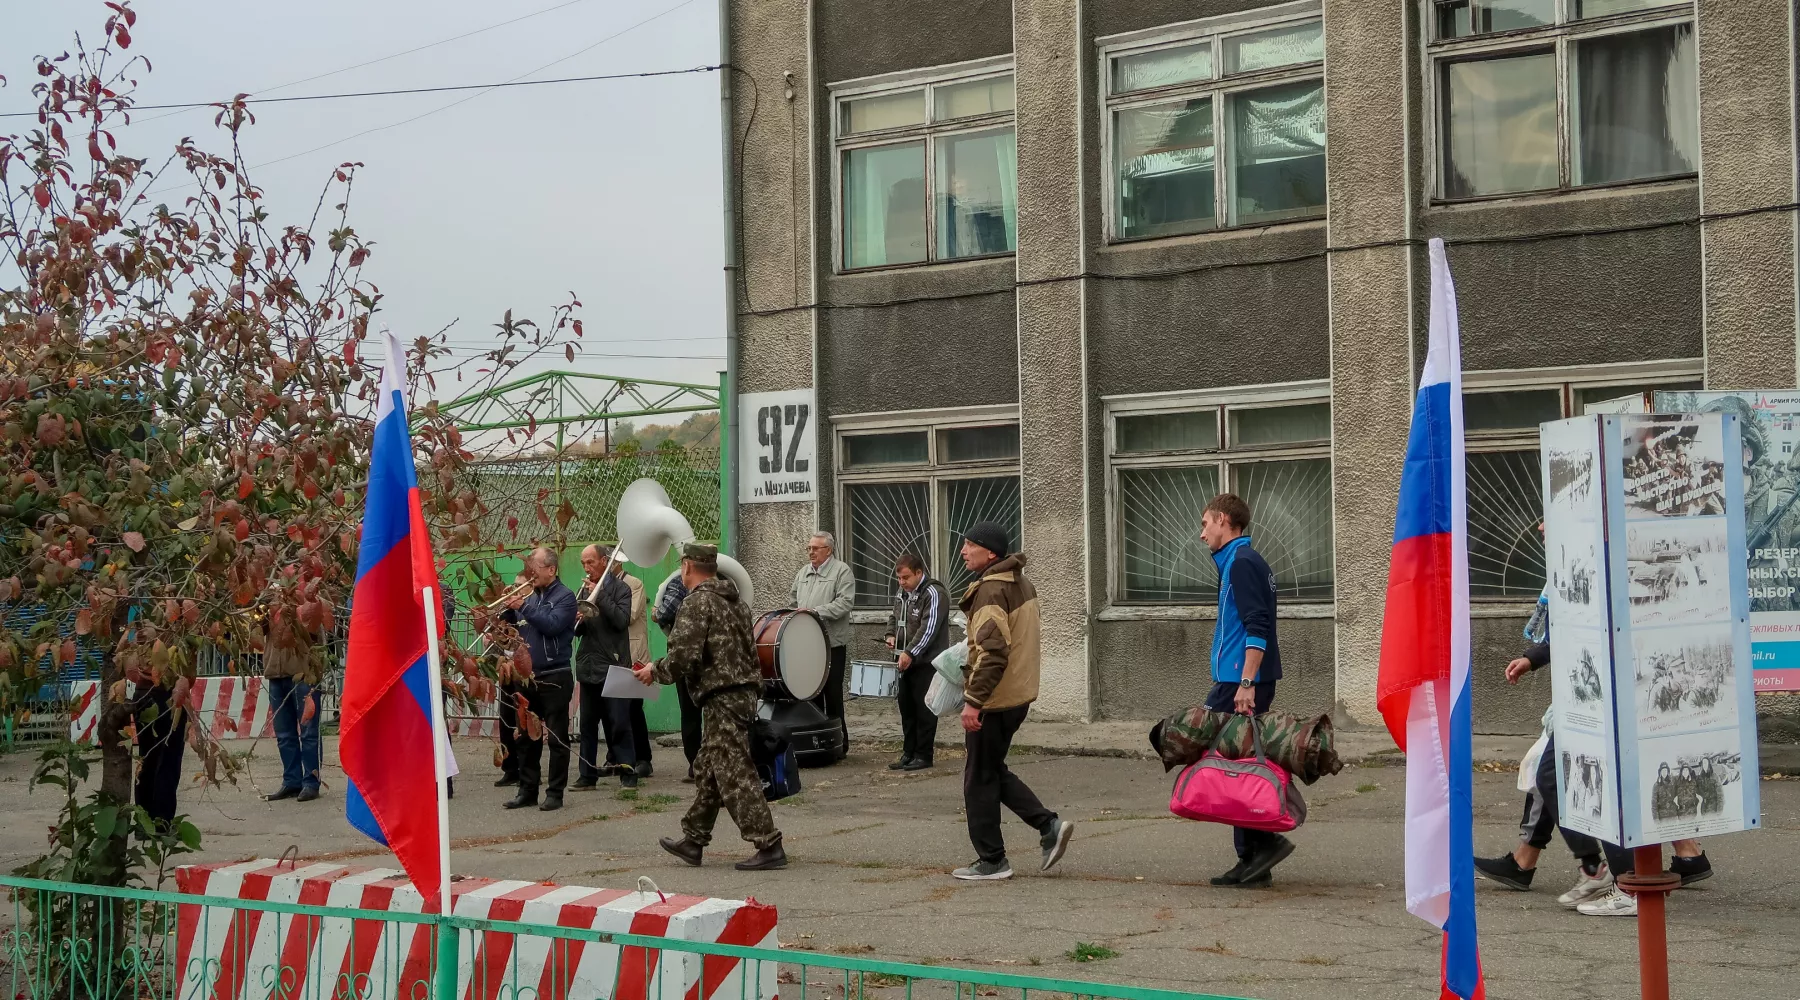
[1199,493,1292,888]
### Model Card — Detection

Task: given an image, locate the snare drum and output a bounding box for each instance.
[753,609,829,702]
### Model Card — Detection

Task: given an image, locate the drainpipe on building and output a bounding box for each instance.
[717,0,739,557]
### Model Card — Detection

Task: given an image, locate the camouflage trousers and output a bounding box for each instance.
[682,687,781,850]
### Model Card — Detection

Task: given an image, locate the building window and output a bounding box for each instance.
[1100,3,1325,241]
[1108,383,1333,604]
[1462,365,1700,599]
[838,415,1022,606]
[832,62,1017,271]
[1433,1,1697,200]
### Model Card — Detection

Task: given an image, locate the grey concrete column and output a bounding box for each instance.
[1013,0,1092,720]
[1323,0,1416,726]
[1697,0,1798,388]
[729,0,818,610]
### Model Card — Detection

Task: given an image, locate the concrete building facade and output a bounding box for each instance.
[723,0,1799,733]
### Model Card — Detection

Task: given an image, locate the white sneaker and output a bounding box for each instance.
[1576,886,1638,917]
[1558,863,1614,909]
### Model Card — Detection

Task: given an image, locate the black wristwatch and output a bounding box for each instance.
[1239,678,1256,688]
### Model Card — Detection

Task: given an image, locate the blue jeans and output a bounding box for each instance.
[269,676,320,791]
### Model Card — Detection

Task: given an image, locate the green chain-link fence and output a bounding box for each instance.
[468,443,721,550]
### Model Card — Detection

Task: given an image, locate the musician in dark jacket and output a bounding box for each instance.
[501,547,577,811]
[572,544,642,790]
[884,553,949,771]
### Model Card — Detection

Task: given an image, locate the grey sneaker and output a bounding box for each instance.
[1558,863,1613,909]
[952,858,1013,881]
[1040,819,1074,873]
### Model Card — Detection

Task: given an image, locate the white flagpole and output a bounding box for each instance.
[421,585,454,918]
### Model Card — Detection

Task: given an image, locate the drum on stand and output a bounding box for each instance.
[753,609,829,702]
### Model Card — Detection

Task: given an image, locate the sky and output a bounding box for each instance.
[1,0,728,413]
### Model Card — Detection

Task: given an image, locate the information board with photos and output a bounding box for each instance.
[1539,412,1763,847]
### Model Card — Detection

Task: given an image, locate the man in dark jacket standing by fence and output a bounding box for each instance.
[885,553,948,771]
[1199,494,1290,888]
[572,544,640,790]
[501,547,577,812]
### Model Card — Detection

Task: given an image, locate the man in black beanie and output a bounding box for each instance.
[950,521,1073,881]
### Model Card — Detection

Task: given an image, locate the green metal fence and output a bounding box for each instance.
[0,876,1250,1000]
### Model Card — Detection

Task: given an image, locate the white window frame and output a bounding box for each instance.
[1461,358,1703,606]
[828,56,1017,274]
[833,405,1022,608]
[1424,0,1697,203]
[1103,380,1333,608]
[1097,0,1325,243]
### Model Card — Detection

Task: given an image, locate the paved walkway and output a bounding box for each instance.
[1,719,1793,1000]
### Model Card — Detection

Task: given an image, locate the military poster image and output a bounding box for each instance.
[1655,391,1800,691]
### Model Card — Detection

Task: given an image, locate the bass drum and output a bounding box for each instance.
[753,609,829,702]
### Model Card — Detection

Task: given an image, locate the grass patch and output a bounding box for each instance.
[831,944,875,955]
[1067,943,1118,963]
[857,973,907,988]
[635,793,681,813]
[1355,783,1380,794]
[614,789,639,802]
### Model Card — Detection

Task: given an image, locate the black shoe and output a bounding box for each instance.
[1474,853,1535,891]
[637,761,653,779]
[901,758,932,772]
[495,775,520,788]
[1671,853,1713,887]
[296,787,320,803]
[888,757,913,771]
[265,787,301,802]
[682,765,696,785]
[1210,861,1251,887]
[660,837,703,867]
[503,790,538,810]
[1238,835,1295,882]
[619,769,639,790]
[1233,872,1272,889]
[446,777,455,800]
[735,841,788,871]
[569,780,598,792]
[539,795,563,812]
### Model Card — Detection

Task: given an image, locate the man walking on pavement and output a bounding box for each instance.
[502,547,577,812]
[636,544,787,871]
[885,553,948,771]
[793,531,855,757]
[952,521,1074,882]
[1199,494,1293,888]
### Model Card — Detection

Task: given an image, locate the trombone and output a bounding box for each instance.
[484,581,533,611]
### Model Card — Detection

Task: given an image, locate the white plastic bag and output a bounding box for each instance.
[1517,729,1550,793]
[931,641,968,684]
[925,670,966,716]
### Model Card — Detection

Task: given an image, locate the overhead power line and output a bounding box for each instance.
[0,66,720,120]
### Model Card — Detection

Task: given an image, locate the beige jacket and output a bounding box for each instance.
[959,554,1041,712]
[624,572,650,664]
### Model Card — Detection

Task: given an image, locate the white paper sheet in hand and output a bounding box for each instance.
[602,663,662,700]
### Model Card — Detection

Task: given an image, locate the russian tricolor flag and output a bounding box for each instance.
[1376,238,1485,1000]
[339,328,456,911]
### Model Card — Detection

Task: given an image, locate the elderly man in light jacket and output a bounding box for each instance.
[792,530,856,758]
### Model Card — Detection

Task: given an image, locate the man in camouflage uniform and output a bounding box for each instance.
[634,543,787,871]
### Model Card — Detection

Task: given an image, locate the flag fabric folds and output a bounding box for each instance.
[338,330,452,908]
[1375,238,1485,1000]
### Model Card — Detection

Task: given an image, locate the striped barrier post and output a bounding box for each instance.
[174,859,780,1000]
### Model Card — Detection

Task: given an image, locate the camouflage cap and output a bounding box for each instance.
[682,542,719,565]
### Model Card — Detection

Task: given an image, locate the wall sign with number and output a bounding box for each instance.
[740,389,817,504]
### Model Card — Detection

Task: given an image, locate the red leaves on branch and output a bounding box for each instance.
[121,531,145,552]
[33,182,50,209]
[234,520,250,542]
[236,473,254,500]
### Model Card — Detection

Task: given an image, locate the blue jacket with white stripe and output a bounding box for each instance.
[1210,536,1282,684]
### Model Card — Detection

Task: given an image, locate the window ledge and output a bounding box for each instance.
[1098,603,1334,622]
[1425,176,1695,216]
[1470,603,1537,619]
[1099,217,1324,255]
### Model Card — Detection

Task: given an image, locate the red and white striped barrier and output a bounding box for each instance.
[69,677,281,743]
[174,859,780,1000]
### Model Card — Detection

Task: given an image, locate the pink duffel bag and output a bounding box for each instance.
[1168,724,1308,832]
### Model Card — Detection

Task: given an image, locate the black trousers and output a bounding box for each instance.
[964,703,1057,864]
[630,699,654,767]
[676,680,702,767]
[578,680,639,781]
[1531,734,1635,874]
[135,702,187,827]
[896,659,938,763]
[497,681,522,779]
[518,671,573,797]
[813,645,849,752]
[1204,680,1281,861]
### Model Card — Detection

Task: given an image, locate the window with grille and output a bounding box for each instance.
[1462,366,1699,599]
[839,418,1021,607]
[1109,386,1333,603]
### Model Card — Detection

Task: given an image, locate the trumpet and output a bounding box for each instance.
[576,574,605,622]
[484,581,533,611]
